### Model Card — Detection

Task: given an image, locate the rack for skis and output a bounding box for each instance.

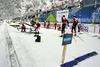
[5,24,21,67]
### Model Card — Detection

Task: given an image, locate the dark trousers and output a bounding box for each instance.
[62,23,66,34]
[55,24,56,30]
[47,24,50,28]
[78,26,80,32]
[44,24,46,28]
[72,24,77,33]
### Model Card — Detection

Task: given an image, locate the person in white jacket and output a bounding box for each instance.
[78,21,81,32]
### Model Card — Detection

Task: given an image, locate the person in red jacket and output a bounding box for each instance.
[21,24,26,32]
[35,22,41,34]
[33,21,36,26]
[71,15,78,36]
[60,15,69,37]
[30,20,36,27]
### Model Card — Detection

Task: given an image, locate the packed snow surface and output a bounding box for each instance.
[0,22,100,67]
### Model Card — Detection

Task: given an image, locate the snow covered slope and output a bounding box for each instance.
[0,22,9,67]
[0,21,100,67]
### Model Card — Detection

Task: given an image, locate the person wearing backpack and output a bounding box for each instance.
[60,15,69,37]
[71,15,78,36]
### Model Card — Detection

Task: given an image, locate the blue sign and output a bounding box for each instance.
[62,34,72,45]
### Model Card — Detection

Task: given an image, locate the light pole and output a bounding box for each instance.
[79,0,82,22]
[92,0,97,33]
[92,0,97,24]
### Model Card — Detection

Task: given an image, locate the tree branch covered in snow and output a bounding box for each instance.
[0,0,62,19]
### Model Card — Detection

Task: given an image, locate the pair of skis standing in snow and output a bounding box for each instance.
[60,15,79,37]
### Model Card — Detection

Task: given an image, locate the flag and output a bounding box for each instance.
[60,3,62,6]
[61,2,63,5]
[48,6,50,9]
[63,1,66,5]
[42,8,44,11]
[27,13,29,15]
[58,3,60,6]
[53,5,55,8]
[49,6,51,9]
[56,4,58,7]
[73,0,76,2]
[44,7,46,10]
[69,0,72,4]
[66,1,68,4]
[60,8,62,11]
[51,5,53,8]
[99,28,100,34]
[46,7,48,9]
[54,3,56,7]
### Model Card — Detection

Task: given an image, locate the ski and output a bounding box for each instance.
[77,35,84,42]
[72,36,77,42]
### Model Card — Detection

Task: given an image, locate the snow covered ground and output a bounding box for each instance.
[0,22,9,67]
[0,21,100,67]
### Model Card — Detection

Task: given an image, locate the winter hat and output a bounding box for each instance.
[73,15,76,17]
[63,15,65,17]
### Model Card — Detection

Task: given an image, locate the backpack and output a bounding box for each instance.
[75,18,78,25]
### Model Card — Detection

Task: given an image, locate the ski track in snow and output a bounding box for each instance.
[0,22,9,67]
[0,22,100,67]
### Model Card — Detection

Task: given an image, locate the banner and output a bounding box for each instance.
[56,10,69,23]
[80,26,89,32]
[91,24,96,27]
[62,34,72,45]
[99,28,100,34]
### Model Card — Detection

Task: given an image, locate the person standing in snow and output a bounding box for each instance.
[35,22,41,34]
[60,15,69,37]
[44,20,46,28]
[78,21,81,32]
[71,15,78,36]
[21,24,26,32]
[47,19,50,28]
[54,20,57,30]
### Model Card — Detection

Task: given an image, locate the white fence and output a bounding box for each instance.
[80,24,100,34]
